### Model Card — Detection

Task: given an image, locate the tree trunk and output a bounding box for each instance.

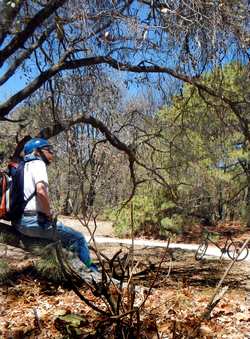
[0,221,52,250]
[245,152,250,227]
[246,174,250,227]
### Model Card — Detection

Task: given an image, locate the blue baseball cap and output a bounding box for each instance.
[23,138,51,155]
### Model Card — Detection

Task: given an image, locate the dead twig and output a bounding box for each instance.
[139,237,171,310]
[33,308,42,333]
[202,236,250,320]
[188,236,250,337]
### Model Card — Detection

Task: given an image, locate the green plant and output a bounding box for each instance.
[0,232,17,245]
[107,187,167,237]
[34,245,65,282]
[0,259,11,284]
[160,216,183,235]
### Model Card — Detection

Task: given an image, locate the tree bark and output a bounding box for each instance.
[0,221,52,250]
[245,149,250,227]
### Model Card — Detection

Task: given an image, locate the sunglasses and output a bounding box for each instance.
[42,147,54,154]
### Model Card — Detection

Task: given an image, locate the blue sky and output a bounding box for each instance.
[0,66,26,102]
[0,59,170,116]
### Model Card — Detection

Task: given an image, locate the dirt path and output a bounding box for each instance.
[59,216,250,263]
[63,216,250,292]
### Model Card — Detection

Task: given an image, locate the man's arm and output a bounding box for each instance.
[36,181,51,218]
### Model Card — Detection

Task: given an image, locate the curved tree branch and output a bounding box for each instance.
[37,114,138,204]
[38,113,136,161]
[0,56,237,120]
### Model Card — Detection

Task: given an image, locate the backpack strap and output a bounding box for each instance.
[21,161,37,208]
[25,190,36,205]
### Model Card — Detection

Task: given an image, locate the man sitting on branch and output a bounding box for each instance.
[11,138,97,273]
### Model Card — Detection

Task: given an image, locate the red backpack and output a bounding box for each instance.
[0,136,33,220]
[0,173,7,218]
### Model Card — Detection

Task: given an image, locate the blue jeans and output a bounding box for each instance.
[12,214,92,268]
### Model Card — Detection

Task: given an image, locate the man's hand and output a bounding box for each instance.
[47,212,54,221]
[47,211,59,224]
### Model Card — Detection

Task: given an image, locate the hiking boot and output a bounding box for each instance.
[88,263,98,272]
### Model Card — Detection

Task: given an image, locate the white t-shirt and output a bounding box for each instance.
[24,160,49,212]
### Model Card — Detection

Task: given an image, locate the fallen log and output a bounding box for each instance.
[0,221,118,286]
[0,220,53,250]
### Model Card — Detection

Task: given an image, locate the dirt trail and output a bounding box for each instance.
[60,216,250,263]
[62,216,250,291]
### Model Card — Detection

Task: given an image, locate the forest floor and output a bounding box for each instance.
[0,218,250,338]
